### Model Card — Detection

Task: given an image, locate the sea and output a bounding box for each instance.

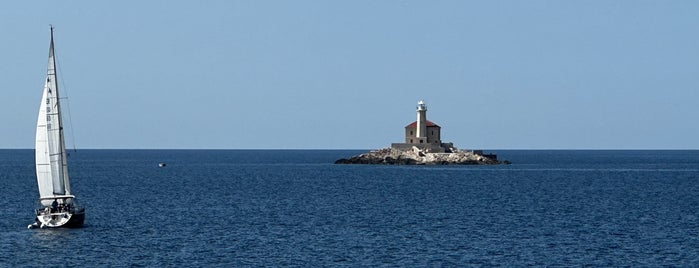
[1,149,698,266]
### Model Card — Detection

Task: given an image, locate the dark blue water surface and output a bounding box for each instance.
[1,150,698,266]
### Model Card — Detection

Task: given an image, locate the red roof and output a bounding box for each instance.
[405,120,440,128]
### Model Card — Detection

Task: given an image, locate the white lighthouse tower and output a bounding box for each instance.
[416,100,427,142]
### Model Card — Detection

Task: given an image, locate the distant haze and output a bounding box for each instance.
[2,1,698,149]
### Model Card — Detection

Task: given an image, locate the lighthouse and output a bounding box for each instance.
[390,100,452,152]
[416,100,427,142]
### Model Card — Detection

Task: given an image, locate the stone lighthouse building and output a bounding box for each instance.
[391,101,454,153]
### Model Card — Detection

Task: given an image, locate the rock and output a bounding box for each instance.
[335,147,504,165]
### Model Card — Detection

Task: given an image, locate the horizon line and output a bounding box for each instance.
[2,147,699,151]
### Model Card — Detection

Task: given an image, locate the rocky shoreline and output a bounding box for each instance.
[335,147,506,165]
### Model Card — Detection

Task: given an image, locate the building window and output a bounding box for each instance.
[420,140,423,143]
[410,139,413,143]
[410,131,413,135]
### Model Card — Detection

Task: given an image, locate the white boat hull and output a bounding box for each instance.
[29,208,85,229]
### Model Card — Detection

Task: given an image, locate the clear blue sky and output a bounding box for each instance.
[2,1,698,149]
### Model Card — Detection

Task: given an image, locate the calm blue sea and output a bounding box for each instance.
[1,149,698,266]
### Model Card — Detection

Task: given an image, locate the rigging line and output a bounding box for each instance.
[55,52,78,153]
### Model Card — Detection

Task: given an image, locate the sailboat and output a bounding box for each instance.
[28,26,85,229]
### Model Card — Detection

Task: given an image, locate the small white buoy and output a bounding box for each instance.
[158,163,166,167]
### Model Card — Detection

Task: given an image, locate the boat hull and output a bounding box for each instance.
[30,208,85,229]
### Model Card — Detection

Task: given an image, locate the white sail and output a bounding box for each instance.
[35,27,72,206]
